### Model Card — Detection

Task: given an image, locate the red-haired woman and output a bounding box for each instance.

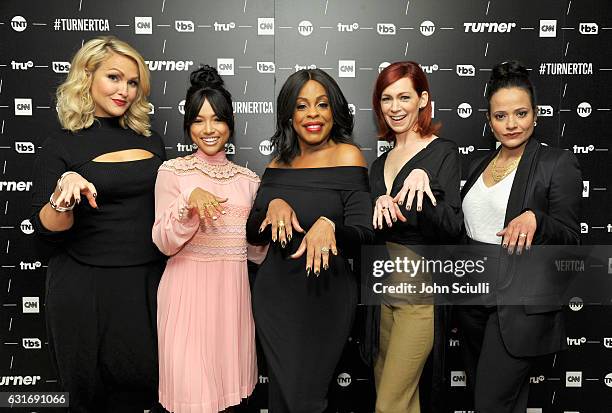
[367,61,463,413]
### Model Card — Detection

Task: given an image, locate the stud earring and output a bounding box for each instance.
[533,121,537,127]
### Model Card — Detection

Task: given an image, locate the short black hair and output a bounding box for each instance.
[486,60,536,112]
[271,69,355,165]
[183,65,234,140]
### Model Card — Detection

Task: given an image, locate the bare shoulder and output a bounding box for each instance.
[333,143,367,167]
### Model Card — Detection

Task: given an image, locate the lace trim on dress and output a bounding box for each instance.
[160,155,260,183]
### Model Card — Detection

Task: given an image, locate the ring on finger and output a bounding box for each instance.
[518,233,527,238]
[277,220,285,228]
[321,247,330,253]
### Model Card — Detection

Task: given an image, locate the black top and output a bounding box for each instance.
[30,117,167,266]
[369,138,463,245]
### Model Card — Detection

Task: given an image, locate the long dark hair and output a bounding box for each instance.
[486,60,536,112]
[271,69,355,165]
[183,65,234,139]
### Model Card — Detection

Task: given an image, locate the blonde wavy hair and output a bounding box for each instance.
[56,36,152,136]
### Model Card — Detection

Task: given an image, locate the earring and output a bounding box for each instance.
[533,121,537,126]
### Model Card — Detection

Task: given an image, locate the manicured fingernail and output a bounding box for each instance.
[212,216,217,220]
[526,245,531,251]
[272,236,277,242]
[221,211,226,215]
[433,201,437,206]
[407,206,411,211]
[306,267,311,276]
[281,240,286,248]
[258,227,264,233]
[392,217,397,222]
[516,249,522,256]
[76,198,81,204]
[502,243,508,248]
[398,201,403,206]
[323,264,329,270]
[507,248,514,255]
[332,250,338,255]
[417,206,422,212]
[315,269,320,277]
[93,193,97,198]
[288,234,292,241]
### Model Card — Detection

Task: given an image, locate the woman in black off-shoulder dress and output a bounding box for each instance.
[247,69,374,413]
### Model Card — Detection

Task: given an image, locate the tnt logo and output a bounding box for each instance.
[577,102,592,118]
[20,261,42,270]
[456,65,475,76]
[580,223,588,234]
[217,58,235,76]
[337,373,351,387]
[224,143,236,155]
[377,23,396,35]
[420,20,435,36]
[579,23,599,35]
[11,16,27,32]
[573,144,594,154]
[298,20,313,36]
[22,338,41,349]
[52,61,71,73]
[11,60,33,70]
[15,98,32,116]
[135,17,152,34]
[257,62,275,73]
[175,20,195,32]
[569,296,583,311]
[258,18,274,35]
[377,141,393,157]
[458,145,474,155]
[605,338,612,348]
[605,372,612,388]
[451,371,466,387]
[379,62,391,73]
[22,297,39,314]
[537,105,553,117]
[565,371,582,387]
[347,104,356,116]
[20,219,34,235]
[259,139,274,155]
[539,20,557,37]
[178,100,186,115]
[15,142,35,154]
[457,103,472,119]
[339,60,355,78]
[582,181,590,198]
[148,103,155,115]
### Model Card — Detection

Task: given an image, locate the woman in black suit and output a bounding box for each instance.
[455,61,582,412]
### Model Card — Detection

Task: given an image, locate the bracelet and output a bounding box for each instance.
[318,216,335,232]
[57,171,78,192]
[49,192,75,212]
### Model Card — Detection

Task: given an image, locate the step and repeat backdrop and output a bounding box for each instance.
[1,0,611,412]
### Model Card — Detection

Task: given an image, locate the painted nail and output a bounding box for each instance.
[287,234,292,241]
[516,249,522,256]
[398,201,403,206]
[417,206,422,212]
[258,227,264,233]
[392,217,397,222]
[407,206,411,211]
[315,269,320,277]
[221,211,226,215]
[525,245,531,251]
[323,264,329,271]
[306,267,311,276]
[93,193,97,198]
[502,243,508,248]
[281,240,286,248]
[433,201,437,206]
[212,216,217,220]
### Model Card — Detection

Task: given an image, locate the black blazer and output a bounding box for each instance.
[460,137,582,357]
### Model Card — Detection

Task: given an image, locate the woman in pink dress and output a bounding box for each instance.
[152,65,264,413]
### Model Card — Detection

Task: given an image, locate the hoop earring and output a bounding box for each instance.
[533,121,537,127]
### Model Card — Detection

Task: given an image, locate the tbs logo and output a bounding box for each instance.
[135,17,153,34]
[15,141,35,154]
[539,20,557,37]
[258,18,274,35]
[175,20,194,32]
[604,337,612,348]
[580,223,588,234]
[337,373,351,387]
[22,338,41,349]
[257,62,275,74]
[339,60,355,78]
[52,61,71,73]
[217,58,235,76]
[22,297,39,313]
[582,180,589,198]
[579,23,598,35]
[450,371,466,387]
[456,65,475,76]
[377,23,396,35]
[15,98,32,116]
[11,16,27,32]
[537,105,553,117]
[224,143,236,155]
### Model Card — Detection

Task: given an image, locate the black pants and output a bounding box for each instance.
[45,252,164,413]
[454,306,532,413]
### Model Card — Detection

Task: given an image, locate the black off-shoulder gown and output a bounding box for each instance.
[246,166,374,413]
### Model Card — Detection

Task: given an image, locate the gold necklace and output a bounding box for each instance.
[490,152,521,183]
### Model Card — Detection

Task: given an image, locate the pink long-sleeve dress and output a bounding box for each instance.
[152,149,262,413]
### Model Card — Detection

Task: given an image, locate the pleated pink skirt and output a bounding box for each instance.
[157,257,257,413]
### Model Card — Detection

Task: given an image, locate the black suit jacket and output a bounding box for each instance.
[460,137,582,357]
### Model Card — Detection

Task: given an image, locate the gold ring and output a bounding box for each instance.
[277,220,285,227]
[519,233,527,238]
[321,247,330,253]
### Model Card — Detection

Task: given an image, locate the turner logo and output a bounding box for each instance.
[339,60,355,78]
[337,22,359,32]
[214,22,236,31]
[0,375,41,386]
[379,62,391,73]
[377,23,396,35]
[604,337,612,348]
[457,103,472,118]
[420,20,435,36]
[566,336,587,346]
[605,372,612,388]
[258,18,274,35]
[458,145,474,155]
[569,296,583,311]
[298,20,313,36]
[0,181,33,191]
[579,23,599,35]
[583,181,590,198]
[20,219,34,235]
[52,61,71,73]
[464,22,516,33]
[11,60,33,70]
[225,143,236,155]
[259,139,274,155]
[15,98,32,116]
[257,62,276,73]
[22,338,41,349]
[377,141,393,157]
[539,20,557,37]
[577,102,592,118]
[537,105,553,117]
[217,58,235,76]
[11,16,27,32]
[580,223,588,234]
[135,17,152,34]
[146,60,193,72]
[23,297,39,313]
[337,373,351,387]
[450,371,466,387]
[529,375,545,384]
[175,20,194,32]
[178,99,186,115]
[456,65,475,76]
[15,141,35,154]
[565,371,582,387]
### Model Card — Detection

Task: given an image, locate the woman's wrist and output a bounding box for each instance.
[318,216,335,232]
